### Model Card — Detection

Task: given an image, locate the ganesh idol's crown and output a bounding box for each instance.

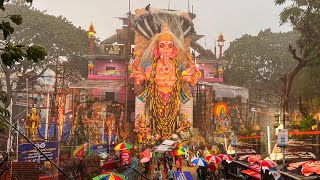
[158,23,173,41]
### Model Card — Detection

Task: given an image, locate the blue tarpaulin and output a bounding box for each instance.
[174,171,193,180]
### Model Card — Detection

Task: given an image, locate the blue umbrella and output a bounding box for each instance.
[191,158,208,167]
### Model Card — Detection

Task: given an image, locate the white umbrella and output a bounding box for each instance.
[191,158,208,167]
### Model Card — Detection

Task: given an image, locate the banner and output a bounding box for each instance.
[231,137,238,147]
[277,129,288,147]
[121,150,130,166]
[91,144,109,155]
[18,141,59,162]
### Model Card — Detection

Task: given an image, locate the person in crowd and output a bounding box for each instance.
[157,168,163,180]
[222,160,229,179]
[153,167,158,178]
[178,155,183,171]
[157,157,161,169]
[168,167,174,180]
[168,157,173,169]
[153,168,160,180]
[175,158,181,171]
[164,166,168,179]
[208,162,217,180]
[141,163,147,176]
[163,155,168,169]
[185,152,190,167]
[196,166,202,180]
[201,166,208,180]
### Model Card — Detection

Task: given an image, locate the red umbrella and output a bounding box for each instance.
[140,156,151,163]
[141,149,152,157]
[206,154,222,164]
[260,159,277,168]
[218,154,233,161]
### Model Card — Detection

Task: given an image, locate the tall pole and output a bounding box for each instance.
[316,115,320,159]
[45,92,50,141]
[26,78,29,138]
[6,98,13,155]
[124,0,131,140]
[267,126,271,155]
[16,120,19,160]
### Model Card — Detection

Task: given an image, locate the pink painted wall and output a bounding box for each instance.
[197,63,215,77]
[93,59,126,74]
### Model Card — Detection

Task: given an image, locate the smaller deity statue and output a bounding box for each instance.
[91,124,100,144]
[145,126,151,142]
[105,113,115,137]
[176,114,193,140]
[216,109,231,132]
[134,114,148,143]
[25,108,41,141]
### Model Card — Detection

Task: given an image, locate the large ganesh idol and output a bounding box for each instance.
[130,9,201,139]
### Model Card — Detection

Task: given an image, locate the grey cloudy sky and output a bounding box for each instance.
[32,0,292,51]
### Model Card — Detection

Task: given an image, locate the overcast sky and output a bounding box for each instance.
[32,0,292,51]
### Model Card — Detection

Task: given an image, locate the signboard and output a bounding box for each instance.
[91,144,109,155]
[18,141,59,162]
[121,150,130,166]
[231,137,238,147]
[277,129,288,147]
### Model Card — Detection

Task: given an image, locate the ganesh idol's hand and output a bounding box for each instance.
[181,71,193,83]
[133,70,147,84]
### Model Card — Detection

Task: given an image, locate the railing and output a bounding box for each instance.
[122,159,140,179]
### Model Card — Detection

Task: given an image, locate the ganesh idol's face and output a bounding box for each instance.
[158,40,174,61]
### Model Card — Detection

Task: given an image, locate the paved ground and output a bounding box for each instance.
[145,159,198,179]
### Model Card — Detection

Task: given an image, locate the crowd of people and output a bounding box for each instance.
[136,142,229,180]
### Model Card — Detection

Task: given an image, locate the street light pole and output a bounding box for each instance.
[124,0,131,141]
[26,77,29,138]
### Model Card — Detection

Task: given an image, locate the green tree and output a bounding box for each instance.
[224,29,298,104]
[0,0,47,133]
[275,0,320,126]
[0,1,89,108]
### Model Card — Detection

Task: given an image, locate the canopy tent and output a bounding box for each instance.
[161,140,176,146]
[154,140,176,153]
[200,83,249,103]
[154,145,172,153]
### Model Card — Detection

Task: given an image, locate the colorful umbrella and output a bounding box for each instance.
[206,154,222,164]
[114,142,132,151]
[218,154,233,161]
[176,148,185,155]
[93,172,126,180]
[140,156,150,163]
[192,158,208,167]
[260,159,277,168]
[72,143,88,159]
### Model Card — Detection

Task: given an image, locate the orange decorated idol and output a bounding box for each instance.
[131,9,200,139]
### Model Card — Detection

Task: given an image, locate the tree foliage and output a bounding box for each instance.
[224,29,298,103]
[0,1,89,108]
[0,0,47,133]
[275,0,320,124]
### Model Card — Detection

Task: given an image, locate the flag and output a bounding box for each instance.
[269,167,282,180]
